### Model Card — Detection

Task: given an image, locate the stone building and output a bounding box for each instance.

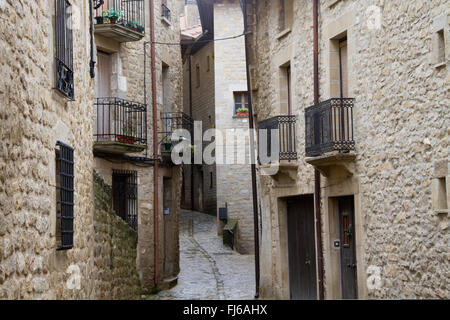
[0,0,184,299]
[180,0,255,254]
[246,0,449,299]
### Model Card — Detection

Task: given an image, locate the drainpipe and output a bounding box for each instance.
[150,0,159,288]
[242,0,260,299]
[313,0,325,300]
[189,55,194,211]
[89,0,95,79]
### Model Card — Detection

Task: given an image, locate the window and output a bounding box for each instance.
[234,92,249,115]
[56,141,74,250]
[55,0,74,99]
[279,0,293,32]
[434,29,446,67]
[112,170,138,231]
[196,63,200,88]
[162,1,171,23]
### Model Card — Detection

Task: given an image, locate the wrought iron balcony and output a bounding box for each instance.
[94,0,145,42]
[161,4,171,23]
[258,115,297,162]
[305,98,355,158]
[94,97,147,154]
[160,112,193,155]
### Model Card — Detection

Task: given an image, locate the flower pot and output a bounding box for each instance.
[237,111,249,116]
[95,16,104,24]
[164,142,172,151]
[109,17,117,24]
[118,135,135,144]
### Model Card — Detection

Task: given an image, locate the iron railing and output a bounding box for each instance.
[112,170,138,231]
[258,115,297,162]
[94,0,145,34]
[305,98,355,157]
[160,112,193,149]
[161,3,171,22]
[94,97,147,146]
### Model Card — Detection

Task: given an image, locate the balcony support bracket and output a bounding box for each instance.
[259,162,298,187]
[306,152,356,178]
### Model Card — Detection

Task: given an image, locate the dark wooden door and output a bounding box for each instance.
[338,196,358,299]
[287,195,317,300]
[112,174,127,221]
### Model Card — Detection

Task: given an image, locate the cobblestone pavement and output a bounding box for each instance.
[147,210,255,300]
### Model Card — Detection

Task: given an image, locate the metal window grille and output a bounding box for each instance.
[112,170,138,231]
[55,0,74,99]
[161,3,171,22]
[56,141,74,250]
[94,0,145,33]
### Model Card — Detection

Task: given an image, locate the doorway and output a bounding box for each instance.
[286,195,317,300]
[337,196,357,299]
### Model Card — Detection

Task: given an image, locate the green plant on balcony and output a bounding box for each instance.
[102,9,123,24]
[164,138,172,151]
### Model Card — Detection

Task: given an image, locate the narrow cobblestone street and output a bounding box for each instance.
[147,211,255,300]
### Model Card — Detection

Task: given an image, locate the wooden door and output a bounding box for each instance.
[96,52,111,139]
[287,195,317,300]
[338,196,358,299]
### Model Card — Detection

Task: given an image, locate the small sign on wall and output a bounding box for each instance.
[164,207,170,215]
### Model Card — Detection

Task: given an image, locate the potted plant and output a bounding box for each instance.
[137,24,144,33]
[104,9,123,24]
[118,124,136,144]
[236,107,249,116]
[95,15,104,24]
[164,139,172,151]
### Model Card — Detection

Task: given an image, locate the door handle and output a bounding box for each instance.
[305,259,311,265]
[347,264,356,269]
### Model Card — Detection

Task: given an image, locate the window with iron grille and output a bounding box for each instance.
[55,0,74,99]
[112,170,138,231]
[56,141,74,250]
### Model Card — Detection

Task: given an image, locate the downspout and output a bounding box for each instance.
[150,0,159,287]
[189,55,194,211]
[89,0,95,79]
[242,0,260,299]
[313,0,325,300]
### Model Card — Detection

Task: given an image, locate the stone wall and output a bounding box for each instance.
[0,0,183,299]
[92,172,140,299]
[249,0,449,299]
[182,42,217,215]
[93,0,183,291]
[214,0,254,254]
[0,0,96,299]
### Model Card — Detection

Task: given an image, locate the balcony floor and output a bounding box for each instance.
[94,24,144,43]
[94,141,147,154]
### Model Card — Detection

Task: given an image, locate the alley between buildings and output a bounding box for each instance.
[146,211,255,300]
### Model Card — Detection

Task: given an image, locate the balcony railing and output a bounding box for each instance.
[160,112,193,152]
[94,97,147,153]
[161,3,171,22]
[305,98,355,157]
[94,0,145,42]
[258,115,297,162]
